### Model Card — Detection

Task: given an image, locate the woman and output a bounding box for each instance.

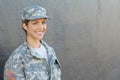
[4,5,61,80]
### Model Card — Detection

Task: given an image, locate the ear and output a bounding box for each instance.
[22,23,27,31]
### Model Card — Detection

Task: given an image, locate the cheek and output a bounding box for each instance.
[29,25,37,30]
[44,26,47,31]
[26,26,35,33]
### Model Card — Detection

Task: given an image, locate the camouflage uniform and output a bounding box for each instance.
[4,40,61,80]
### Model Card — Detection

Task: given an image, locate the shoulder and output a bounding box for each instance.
[13,43,28,54]
[7,43,27,62]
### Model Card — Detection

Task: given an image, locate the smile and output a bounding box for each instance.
[36,31,45,36]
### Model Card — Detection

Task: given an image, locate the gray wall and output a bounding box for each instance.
[0,0,120,80]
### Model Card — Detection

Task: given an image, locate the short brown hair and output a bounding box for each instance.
[22,19,29,26]
[22,19,30,34]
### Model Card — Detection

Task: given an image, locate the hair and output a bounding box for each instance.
[22,19,29,26]
[22,19,30,34]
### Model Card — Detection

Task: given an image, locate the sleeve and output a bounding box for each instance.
[4,53,25,80]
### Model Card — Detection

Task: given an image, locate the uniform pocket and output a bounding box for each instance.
[54,59,61,69]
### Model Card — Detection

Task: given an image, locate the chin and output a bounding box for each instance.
[37,37,44,40]
[35,35,44,40]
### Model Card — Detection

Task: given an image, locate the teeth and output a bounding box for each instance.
[36,32,43,35]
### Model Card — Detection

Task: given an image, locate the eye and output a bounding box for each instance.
[42,21,46,25]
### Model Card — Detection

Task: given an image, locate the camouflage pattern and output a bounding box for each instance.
[4,40,61,80]
[20,5,50,21]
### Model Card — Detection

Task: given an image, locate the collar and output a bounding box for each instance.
[23,40,52,58]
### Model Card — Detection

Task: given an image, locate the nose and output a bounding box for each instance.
[38,23,46,30]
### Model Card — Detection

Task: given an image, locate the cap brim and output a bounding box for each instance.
[27,15,51,20]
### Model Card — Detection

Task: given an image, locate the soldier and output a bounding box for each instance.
[4,5,61,80]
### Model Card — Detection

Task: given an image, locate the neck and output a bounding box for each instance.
[26,36,41,48]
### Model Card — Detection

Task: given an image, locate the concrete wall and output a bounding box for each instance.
[1,0,120,80]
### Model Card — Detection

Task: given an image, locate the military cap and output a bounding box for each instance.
[20,5,50,21]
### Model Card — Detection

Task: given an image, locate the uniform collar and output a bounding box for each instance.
[23,40,51,58]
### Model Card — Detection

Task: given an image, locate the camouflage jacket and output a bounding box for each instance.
[4,40,61,80]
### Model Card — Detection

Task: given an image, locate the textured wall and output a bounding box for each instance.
[1,0,120,80]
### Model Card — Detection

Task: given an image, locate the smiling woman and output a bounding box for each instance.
[22,18,47,48]
[4,5,61,80]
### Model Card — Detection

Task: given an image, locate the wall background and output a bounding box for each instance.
[1,0,120,80]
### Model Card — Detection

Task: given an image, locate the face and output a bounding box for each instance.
[22,18,47,41]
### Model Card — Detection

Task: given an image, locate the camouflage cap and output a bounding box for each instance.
[20,5,50,21]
